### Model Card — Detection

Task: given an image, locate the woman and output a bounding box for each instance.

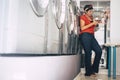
[79,5,102,77]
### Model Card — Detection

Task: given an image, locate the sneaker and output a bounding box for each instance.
[84,73,91,76]
[90,73,97,77]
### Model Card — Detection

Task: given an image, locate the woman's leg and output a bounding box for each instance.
[92,37,102,73]
[80,33,93,76]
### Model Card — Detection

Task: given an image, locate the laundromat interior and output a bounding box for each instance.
[0,0,120,80]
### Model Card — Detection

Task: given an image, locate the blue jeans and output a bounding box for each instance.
[80,33,102,75]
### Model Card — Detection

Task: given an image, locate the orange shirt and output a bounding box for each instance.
[80,14,95,34]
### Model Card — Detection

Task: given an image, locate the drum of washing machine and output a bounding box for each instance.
[29,0,49,17]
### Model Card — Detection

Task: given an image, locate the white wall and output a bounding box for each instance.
[111,0,120,43]
[111,0,120,75]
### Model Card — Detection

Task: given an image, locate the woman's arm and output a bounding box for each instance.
[80,19,98,30]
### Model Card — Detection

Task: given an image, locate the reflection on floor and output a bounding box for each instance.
[74,73,120,80]
[74,68,120,80]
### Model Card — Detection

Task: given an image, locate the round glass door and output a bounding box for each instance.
[52,0,66,29]
[29,0,49,17]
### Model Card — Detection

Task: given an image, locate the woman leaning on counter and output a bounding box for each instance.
[79,4,102,77]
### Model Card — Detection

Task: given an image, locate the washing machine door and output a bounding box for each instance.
[66,1,81,54]
[67,1,78,34]
[67,2,74,34]
[52,0,66,29]
[29,0,49,17]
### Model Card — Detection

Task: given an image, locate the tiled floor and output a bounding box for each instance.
[74,68,120,80]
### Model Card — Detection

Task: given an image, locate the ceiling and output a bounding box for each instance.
[80,0,110,19]
[80,1,110,12]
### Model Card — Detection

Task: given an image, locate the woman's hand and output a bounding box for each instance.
[93,20,99,25]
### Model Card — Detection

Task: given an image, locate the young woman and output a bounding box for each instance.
[79,5,102,77]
